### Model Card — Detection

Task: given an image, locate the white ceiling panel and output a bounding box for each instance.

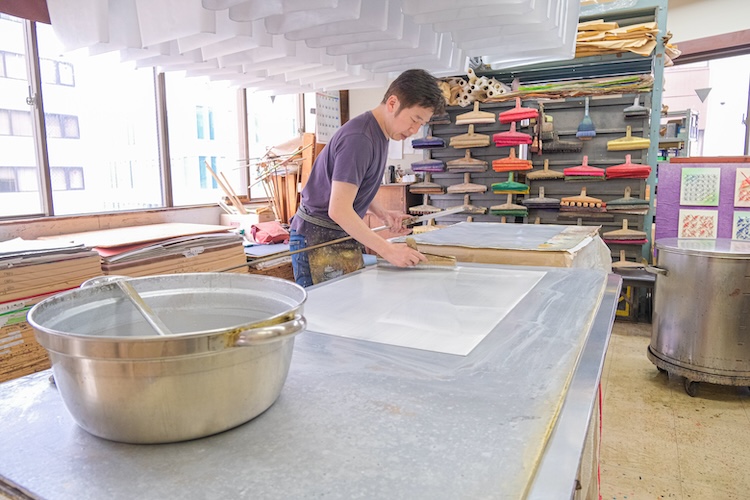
[45,0,581,93]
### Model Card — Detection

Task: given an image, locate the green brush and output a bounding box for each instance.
[490,194,528,217]
[606,186,650,213]
[576,96,596,140]
[491,172,529,194]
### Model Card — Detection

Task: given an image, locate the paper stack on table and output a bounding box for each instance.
[0,238,103,383]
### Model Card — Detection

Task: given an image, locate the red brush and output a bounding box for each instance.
[492,148,533,172]
[563,156,605,180]
[493,122,533,147]
[499,97,539,124]
[606,154,652,179]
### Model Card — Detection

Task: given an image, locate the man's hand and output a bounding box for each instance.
[380,210,413,236]
[380,242,427,267]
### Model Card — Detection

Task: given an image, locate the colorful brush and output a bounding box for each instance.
[446,173,487,194]
[560,187,606,212]
[522,186,561,210]
[408,195,442,215]
[490,194,528,217]
[499,97,539,124]
[606,186,650,214]
[607,126,650,151]
[606,154,652,179]
[446,150,488,173]
[527,159,564,180]
[602,219,648,244]
[456,101,495,125]
[576,96,596,141]
[449,124,490,149]
[611,249,646,270]
[624,95,649,118]
[492,148,533,172]
[493,122,533,147]
[412,136,446,149]
[428,112,451,125]
[411,159,445,173]
[491,172,529,194]
[449,194,488,215]
[564,156,605,181]
[409,173,445,195]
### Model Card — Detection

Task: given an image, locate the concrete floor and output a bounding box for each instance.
[600,321,750,499]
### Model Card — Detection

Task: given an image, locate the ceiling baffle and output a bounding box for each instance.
[44,0,581,93]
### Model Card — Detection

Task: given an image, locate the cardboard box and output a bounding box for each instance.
[220,211,276,235]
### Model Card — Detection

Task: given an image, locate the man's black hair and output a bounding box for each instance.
[381,69,445,115]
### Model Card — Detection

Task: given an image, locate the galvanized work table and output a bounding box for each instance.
[0,264,620,500]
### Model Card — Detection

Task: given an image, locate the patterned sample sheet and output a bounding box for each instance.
[678,209,718,239]
[733,211,750,240]
[680,168,721,206]
[735,169,750,207]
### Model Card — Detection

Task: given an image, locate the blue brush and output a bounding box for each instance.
[576,96,596,141]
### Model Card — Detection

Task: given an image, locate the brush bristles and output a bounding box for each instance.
[560,200,603,208]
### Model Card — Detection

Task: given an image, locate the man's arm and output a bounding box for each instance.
[328,180,426,267]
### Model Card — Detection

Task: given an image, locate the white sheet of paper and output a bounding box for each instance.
[304,266,546,356]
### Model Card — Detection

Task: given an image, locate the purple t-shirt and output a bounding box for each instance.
[291,111,388,232]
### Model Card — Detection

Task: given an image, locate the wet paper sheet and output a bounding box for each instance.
[304,266,546,356]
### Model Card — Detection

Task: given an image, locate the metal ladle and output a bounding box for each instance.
[114,279,172,336]
[81,276,173,336]
[114,279,172,335]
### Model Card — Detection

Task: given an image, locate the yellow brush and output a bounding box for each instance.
[607,125,650,151]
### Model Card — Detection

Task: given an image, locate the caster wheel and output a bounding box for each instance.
[657,366,667,374]
[684,379,698,397]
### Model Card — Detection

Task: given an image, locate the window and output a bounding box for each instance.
[0,13,309,220]
[196,106,205,139]
[663,53,750,157]
[0,166,84,193]
[35,21,163,215]
[50,167,85,191]
[1,51,26,80]
[44,113,79,139]
[0,16,44,216]
[165,72,241,207]
[246,93,301,199]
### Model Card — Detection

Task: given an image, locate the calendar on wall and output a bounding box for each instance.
[315,91,341,143]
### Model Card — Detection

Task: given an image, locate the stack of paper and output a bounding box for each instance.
[0,238,102,303]
[576,20,660,58]
[96,233,248,276]
[0,238,103,383]
[41,223,250,277]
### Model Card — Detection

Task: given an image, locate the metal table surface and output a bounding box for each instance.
[0,264,620,500]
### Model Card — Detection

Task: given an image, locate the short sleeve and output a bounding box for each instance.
[330,133,376,187]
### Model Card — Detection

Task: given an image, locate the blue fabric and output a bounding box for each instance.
[289,229,312,288]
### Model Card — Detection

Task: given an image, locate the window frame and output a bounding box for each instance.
[1,17,314,222]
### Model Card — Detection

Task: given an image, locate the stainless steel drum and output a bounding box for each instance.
[27,273,307,444]
[647,238,750,396]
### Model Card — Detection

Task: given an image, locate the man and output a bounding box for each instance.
[290,69,446,287]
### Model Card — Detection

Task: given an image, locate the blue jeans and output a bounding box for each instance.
[289,229,313,288]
